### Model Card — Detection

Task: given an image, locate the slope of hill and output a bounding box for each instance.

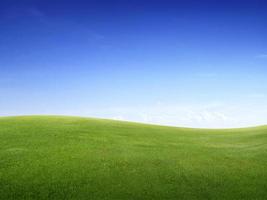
[0,116,266,200]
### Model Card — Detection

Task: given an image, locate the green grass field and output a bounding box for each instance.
[0,116,266,200]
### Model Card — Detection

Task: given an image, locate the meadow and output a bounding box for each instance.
[0,116,266,199]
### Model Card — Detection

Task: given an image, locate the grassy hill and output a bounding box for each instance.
[0,116,266,200]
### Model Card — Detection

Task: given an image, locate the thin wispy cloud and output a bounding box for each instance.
[195,72,217,78]
[248,93,266,98]
[256,54,267,58]
[27,7,46,18]
[2,5,48,24]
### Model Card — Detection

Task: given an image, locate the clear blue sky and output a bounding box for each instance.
[1,0,267,127]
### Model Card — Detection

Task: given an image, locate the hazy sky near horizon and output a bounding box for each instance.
[1,0,267,128]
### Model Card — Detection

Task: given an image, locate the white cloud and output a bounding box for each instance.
[82,102,267,128]
[2,101,267,129]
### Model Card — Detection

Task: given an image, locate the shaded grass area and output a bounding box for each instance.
[0,116,266,199]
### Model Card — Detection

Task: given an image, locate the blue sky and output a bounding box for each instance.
[0,0,267,127]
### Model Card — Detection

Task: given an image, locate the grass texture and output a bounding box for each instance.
[0,116,266,199]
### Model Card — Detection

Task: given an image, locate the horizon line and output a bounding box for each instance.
[1,114,266,130]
